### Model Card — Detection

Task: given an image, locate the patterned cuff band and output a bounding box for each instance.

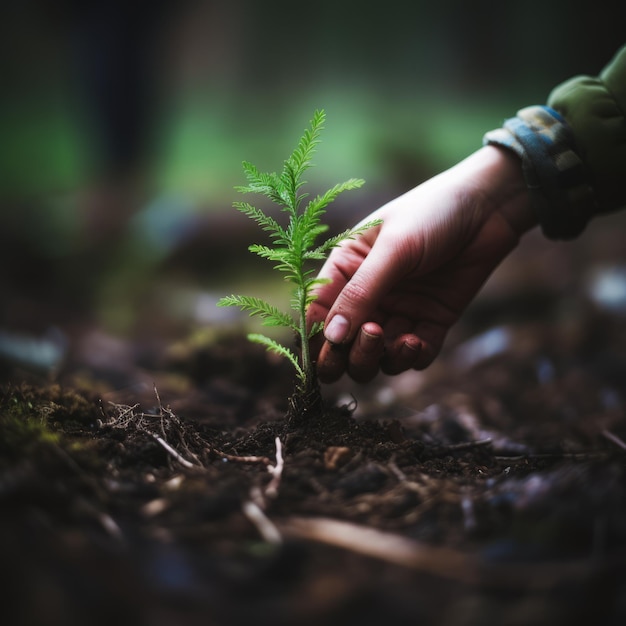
[483,105,597,240]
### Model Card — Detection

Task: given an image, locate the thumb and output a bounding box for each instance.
[323,238,408,345]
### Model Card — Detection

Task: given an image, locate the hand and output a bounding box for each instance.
[306,146,536,383]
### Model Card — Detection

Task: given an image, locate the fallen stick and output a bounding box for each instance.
[280,516,473,578]
[278,516,621,588]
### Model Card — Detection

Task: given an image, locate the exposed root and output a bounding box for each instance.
[287,379,325,424]
[243,436,285,542]
[265,436,284,499]
[104,398,204,470]
[105,392,289,544]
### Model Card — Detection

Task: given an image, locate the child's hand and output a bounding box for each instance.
[306,146,536,383]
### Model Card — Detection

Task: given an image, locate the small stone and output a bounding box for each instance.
[324,446,351,470]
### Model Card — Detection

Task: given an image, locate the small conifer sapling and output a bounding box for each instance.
[218,110,381,417]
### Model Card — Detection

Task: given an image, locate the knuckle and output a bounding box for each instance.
[339,277,372,310]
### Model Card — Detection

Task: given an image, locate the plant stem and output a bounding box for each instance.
[298,291,312,386]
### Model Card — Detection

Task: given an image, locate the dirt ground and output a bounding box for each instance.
[2,213,626,626]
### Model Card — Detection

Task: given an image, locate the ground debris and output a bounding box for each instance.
[2,302,626,625]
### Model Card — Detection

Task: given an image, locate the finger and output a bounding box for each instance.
[308,326,325,361]
[316,341,349,384]
[380,334,422,375]
[308,244,362,313]
[347,322,385,383]
[409,321,448,370]
[381,315,413,343]
[380,322,448,374]
[324,236,410,346]
[305,251,360,338]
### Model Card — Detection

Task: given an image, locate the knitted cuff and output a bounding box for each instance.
[483,105,597,240]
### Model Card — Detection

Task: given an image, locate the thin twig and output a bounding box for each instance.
[97,512,124,539]
[494,451,609,463]
[216,450,272,465]
[387,458,407,481]
[242,500,282,544]
[601,429,626,451]
[434,438,492,453]
[153,383,163,412]
[149,432,197,469]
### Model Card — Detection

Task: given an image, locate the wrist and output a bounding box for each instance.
[473,145,538,237]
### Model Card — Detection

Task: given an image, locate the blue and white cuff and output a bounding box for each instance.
[483,105,597,240]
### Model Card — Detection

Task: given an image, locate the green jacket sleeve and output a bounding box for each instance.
[548,45,626,215]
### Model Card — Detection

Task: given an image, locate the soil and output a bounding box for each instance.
[2,221,626,626]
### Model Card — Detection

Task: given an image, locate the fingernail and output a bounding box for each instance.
[400,339,421,364]
[324,314,350,344]
[360,329,383,354]
[401,340,420,355]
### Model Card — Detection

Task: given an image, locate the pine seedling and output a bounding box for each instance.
[218,109,380,413]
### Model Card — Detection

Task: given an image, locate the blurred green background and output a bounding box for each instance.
[1,0,624,343]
